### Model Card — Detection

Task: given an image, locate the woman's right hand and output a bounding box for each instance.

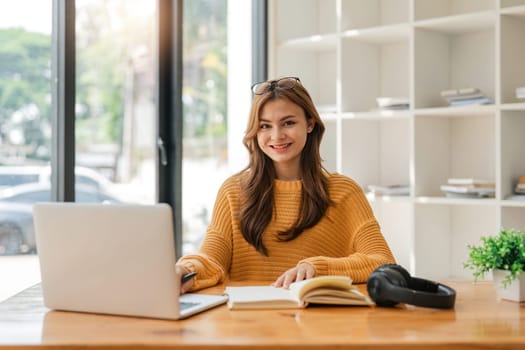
[177,266,194,294]
[272,262,315,289]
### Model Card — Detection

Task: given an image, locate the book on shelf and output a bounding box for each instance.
[440,185,495,198]
[516,174,525,194]
[440,87,480,97]
[440,87,492,106]
[445,92,486,101]
[224,275,373,310]
[367,184,410,196]
[507,194,525,201]
[446,178,495,187]
[449,97,493,106]
[516,86,525,99]
[375,97,409,110]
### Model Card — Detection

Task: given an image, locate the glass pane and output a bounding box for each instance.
[0,0,52,299]
[76,0,157,205]
[182,0,230,254]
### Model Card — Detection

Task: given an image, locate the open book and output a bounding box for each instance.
[224,275,373,310]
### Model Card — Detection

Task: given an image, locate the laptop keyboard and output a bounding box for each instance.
[180,301,201,311]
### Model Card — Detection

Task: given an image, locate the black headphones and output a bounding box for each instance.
[367,264,456,309]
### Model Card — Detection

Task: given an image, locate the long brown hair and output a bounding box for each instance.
[239,79,331,255]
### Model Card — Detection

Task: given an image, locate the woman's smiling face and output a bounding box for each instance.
[257,98,313,180]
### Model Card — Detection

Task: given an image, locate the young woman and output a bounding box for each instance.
[177,77,395,293]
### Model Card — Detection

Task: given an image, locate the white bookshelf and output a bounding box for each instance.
[268,0,525,280]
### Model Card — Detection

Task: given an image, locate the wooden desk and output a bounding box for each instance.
[0,281,524,350]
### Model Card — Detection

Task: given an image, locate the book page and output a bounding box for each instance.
[289,275,353,301]
[302,288,373,305]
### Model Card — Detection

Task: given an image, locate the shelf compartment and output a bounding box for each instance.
[320,119,337,172]
[370,200,413,271]
[274,46,337,108]
[501,207,525,233]
[414,113,496,197]
[501,111,525,200]
[341,36,409,113]
[414,26,495,109]
[414,202,499,279]
[414,0,496,21]
[341,118,410,191]
[501,13,525,104]
[341,0,409,31]
[501,207,525,232]
[273,0,336,42]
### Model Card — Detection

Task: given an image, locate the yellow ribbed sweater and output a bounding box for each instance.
[177,172,395,291]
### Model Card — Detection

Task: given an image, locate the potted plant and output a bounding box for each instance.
[464,228,525,302]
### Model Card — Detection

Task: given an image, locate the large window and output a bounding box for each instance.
[0,0,52,299]
[181,0,252,254]
[76,0,157,205]
[182,0,228,254]
[0,0,253,301]
[0,1,157,259]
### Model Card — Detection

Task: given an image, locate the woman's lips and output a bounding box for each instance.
[270,143,291,152]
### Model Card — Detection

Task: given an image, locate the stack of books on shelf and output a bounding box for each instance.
[515,175,525,195]
[367,184,410,197]
[440,178,495,198]
[440,88,493,107]
[516,87,525,99]
[375,97,409,110]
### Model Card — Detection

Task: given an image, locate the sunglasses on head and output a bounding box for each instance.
[251,77,301,95]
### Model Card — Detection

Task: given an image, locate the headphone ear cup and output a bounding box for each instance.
[367,264,409,307]
[386,264,411,284]
[367,271,393,306]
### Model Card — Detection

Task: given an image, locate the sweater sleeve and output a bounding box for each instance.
[300,219,395,283]
[299,177,396,283]
[176,178,235,291]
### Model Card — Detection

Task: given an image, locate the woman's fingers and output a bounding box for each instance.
[272,263,315,288]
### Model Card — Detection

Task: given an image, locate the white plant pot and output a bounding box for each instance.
[492,269,525,302]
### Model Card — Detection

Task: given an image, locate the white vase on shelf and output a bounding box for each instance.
[492,269,525,302]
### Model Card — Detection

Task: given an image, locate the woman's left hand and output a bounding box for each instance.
[272,262,315,289]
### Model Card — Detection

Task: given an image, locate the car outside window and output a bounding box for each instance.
[0,174,39,188]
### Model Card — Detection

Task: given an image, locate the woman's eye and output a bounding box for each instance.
[259,124,270,129]
[284,120,296,127]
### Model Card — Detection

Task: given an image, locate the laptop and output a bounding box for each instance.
[33,202,228,320]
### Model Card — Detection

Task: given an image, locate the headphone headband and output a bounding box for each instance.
[367,264,456,309]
